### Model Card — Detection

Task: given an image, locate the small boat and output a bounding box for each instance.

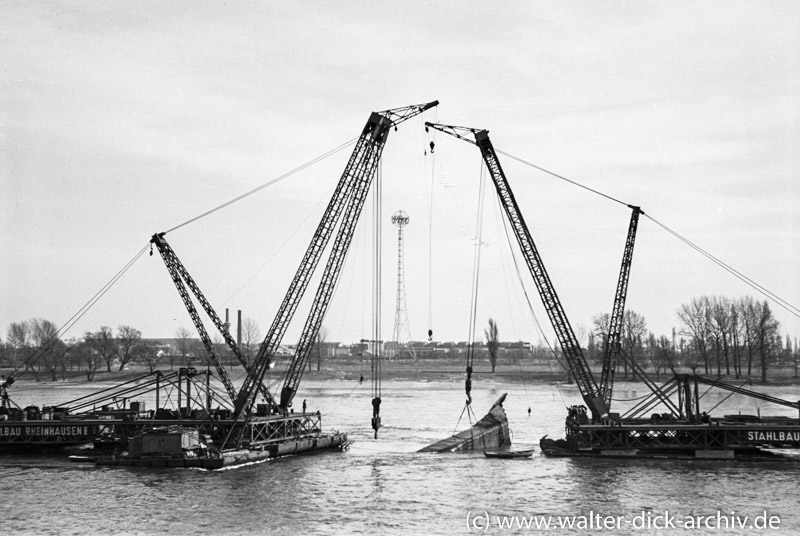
[539,435,579,457]
[68,455,97,463]
[484,448,534,459]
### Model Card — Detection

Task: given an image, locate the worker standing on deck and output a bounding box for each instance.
[302,399,307,413]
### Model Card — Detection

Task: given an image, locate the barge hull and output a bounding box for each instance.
[541,419,800,460]
[96,432,348,469]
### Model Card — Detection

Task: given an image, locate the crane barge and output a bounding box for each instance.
[91,101,440,468]
[427,121,800,460]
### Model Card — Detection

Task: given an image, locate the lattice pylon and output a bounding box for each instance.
[391,210,414,359]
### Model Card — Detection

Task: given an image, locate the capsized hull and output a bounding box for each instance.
[419,394,510,453]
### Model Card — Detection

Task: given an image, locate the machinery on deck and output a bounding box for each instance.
[1,368,216,451]
[427,121,800,460]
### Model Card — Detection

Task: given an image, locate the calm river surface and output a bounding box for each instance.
[2,375,799,535]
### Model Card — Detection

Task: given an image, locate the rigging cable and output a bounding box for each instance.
[10,243,150,379]
[425,121,436,341]
[463,159,487,423]
[359,218,367,382]
[494,148,799,320]
[704,379,754,414]
[496,149,629,208]
[610,392,655,403]
[493,199,534,415]
[644,214,800,319]
[371,161,383,439]
[164,137,358,235]
[220,177,341,307]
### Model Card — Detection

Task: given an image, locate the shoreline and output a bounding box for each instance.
[4,359,799,389]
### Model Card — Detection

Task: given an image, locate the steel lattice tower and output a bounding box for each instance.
[391,211,412,356]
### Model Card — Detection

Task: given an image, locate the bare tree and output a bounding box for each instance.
[708,296,732,378]
[174,327,193,369]
[54,338,73,380]
[74,340,100,381]
[31,319,61,381]
[730,302,744,379]
[84,326,116,373]
[592,310,647,379]
[241,318,261,364]
[116,325,142,371]
[6,321,31,373]
[677,297,712,374]
[621,310,647,379]
[646,332,674,380]
[485,318,500,373]
[737,296,759,376]
[137,341,160,373]
[753,301,780,383]
[591,312,611,367]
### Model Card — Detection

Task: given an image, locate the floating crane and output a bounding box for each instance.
[222,101,439,446]
[148,102,438,457]
[427,121,800,460]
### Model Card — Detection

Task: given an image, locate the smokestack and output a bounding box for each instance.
[224,308,230,332]
[237,310,242,347]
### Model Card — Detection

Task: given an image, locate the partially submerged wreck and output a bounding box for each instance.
[419,394,510,453]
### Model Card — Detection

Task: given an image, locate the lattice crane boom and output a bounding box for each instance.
[151,233,239,405]
[598,205,642,411]
[279,125,384,409]
[232,101,439,419]
[151,233,278,406]
[426,122,608,421]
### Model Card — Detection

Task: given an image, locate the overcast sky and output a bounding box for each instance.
[2,1,798,349]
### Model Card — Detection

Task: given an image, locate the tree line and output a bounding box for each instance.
[0,316,322,382]
[3,320,149,381]
[2,297,796,384]
[588,295,796,383]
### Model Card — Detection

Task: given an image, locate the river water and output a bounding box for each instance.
[2,375,799,535]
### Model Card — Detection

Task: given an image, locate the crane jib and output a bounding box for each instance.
[599,206,642,411]
[150,233,277,407]
[278,105,438,411]
[428,122,608,421]
[229,102,438,428]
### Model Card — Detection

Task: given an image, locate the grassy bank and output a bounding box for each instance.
[3,357,799,387]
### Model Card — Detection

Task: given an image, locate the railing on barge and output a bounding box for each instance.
[567,417,800,454]
[0,402,324,451]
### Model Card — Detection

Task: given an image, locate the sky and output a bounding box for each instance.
[2,1,799,349]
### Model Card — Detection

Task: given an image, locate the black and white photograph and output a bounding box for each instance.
[1,2,799,534]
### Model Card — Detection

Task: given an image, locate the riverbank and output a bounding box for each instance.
[4,358,799,389]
